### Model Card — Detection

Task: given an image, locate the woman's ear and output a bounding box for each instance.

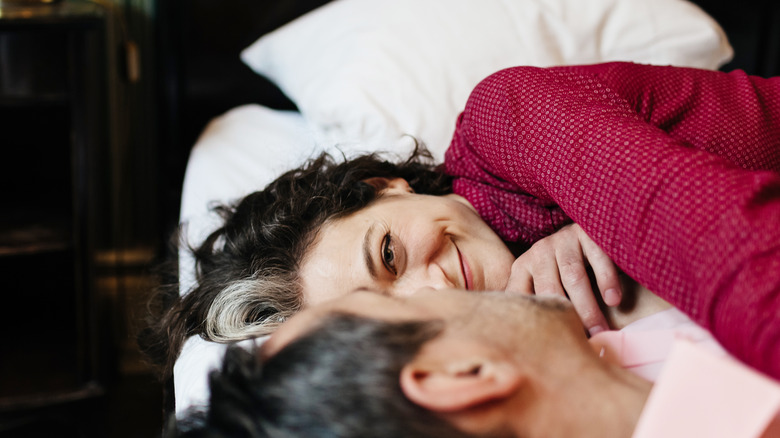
[362,177,413,194]
[399,338,523,413]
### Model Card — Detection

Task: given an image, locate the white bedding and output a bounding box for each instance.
[174,0,733,415]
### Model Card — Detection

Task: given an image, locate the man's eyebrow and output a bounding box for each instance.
[363,223,378,280]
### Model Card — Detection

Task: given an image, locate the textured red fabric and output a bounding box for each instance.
[444,62,780,380]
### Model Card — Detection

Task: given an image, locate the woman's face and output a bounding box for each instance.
[299,178,515,306]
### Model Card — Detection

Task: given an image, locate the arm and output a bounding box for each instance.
[445,62,780,379]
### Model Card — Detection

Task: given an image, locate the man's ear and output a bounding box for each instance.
[362,177,413,194]
[399,338,523,413]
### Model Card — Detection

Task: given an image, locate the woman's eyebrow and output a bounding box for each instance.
[363,223,379,280]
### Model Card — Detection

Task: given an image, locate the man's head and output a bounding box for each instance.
[172,314,479,438]
[174,289,645,438]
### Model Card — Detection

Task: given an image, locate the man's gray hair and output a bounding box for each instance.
[170,313,485,438]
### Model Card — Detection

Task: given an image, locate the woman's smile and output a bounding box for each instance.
[455,244,472,290]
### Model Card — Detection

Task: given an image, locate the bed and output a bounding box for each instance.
[155,0,780,417]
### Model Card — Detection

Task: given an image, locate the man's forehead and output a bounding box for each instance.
[261,289,555,359]
[261,291,426,358]
[261,304,328,358]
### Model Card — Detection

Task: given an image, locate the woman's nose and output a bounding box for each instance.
[390,226,456,296]
[392,264,455,296]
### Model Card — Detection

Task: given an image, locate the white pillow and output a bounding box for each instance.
[241,0,733,162]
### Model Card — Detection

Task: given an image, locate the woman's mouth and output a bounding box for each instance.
[456,246,473,290]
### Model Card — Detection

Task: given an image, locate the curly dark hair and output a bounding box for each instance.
[139,146,452,377]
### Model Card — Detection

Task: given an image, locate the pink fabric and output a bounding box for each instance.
[589,308,727,381]
[632,341,780,438]
[444,62,780,379]
[590,315,778,436]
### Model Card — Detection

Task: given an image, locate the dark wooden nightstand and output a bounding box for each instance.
[0,1,110,436]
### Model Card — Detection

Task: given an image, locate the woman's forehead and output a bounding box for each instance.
[299,213,375,304]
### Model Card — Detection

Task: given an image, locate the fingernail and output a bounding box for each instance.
[604,288,621,306]
[589,325,606,336]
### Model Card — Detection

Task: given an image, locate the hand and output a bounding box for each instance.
[505,223,622,335]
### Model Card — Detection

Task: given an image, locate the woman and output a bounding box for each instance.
[141,145,637,377]
[142,62,780,380]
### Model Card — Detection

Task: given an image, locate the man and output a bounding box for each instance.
[171,289,780,438]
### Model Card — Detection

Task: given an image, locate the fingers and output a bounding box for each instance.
[555,247,609,335]
[505,223,615,336]
[506,240,564,297]
[504,262,534,295]
[579,231,623,307]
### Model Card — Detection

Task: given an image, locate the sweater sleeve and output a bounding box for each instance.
[444,62,780,380]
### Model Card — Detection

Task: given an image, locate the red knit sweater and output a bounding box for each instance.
[445,62,780,380]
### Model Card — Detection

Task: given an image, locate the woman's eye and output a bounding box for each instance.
[381,233,397,275]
